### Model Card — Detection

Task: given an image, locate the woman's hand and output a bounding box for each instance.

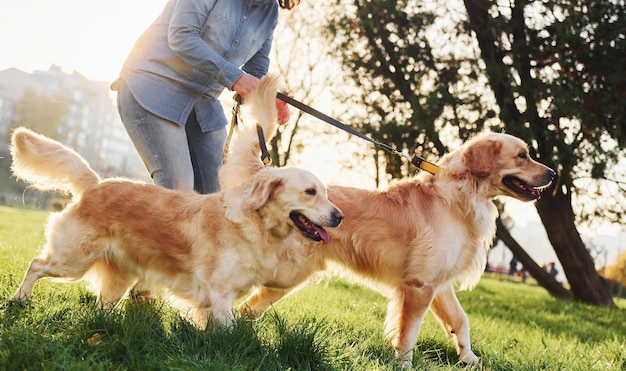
[234,73,290,125]
[276,98,290,125]
[232,74,259,99]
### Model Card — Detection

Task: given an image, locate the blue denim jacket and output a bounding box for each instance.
[119,0,278,131]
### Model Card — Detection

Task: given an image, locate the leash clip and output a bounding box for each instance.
[400,152,413,163]
[410,155,440,175]
[401,151,440,175]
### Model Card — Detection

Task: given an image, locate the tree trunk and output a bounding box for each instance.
[535,189,614,306]
[496,218,573,299]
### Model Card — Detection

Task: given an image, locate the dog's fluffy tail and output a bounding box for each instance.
[10,127,101,197]
[220,74,281,189]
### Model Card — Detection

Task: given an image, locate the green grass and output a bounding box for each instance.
[1,205,625,370]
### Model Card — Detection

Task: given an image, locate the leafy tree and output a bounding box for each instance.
[321,0,625,305]
[464,0,624,305]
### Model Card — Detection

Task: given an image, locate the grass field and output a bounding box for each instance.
[1,206,625,370]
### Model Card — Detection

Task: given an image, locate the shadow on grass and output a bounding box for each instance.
[0,298,341,370]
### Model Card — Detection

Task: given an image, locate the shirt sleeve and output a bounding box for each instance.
[167,0,243,89]
[242,33,273,79]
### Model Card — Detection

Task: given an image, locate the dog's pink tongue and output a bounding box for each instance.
[314,225,330,244]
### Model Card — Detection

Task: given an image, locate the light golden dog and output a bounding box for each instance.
[9,76,343,328]
[226,131,556,366]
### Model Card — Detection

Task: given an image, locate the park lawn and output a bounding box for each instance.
[0,205,624,370]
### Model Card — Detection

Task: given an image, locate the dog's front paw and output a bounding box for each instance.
[459,350,479,365]
[394,349,413,369]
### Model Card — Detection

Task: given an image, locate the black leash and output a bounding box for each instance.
[256,124,271,166]
[223,94,271,166]
[276,92,440,175]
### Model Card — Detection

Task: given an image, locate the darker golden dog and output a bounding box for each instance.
[226,131,555,366]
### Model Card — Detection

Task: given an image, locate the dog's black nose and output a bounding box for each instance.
[547,168,557,180]
[332,209,344,227]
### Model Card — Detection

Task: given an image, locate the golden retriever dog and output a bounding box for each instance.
[9,76,343,328]
[224,131,555,366]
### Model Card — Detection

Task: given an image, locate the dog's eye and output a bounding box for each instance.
[518,151,528,160]
[305,188,316,196]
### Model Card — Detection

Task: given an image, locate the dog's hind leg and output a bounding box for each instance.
[384,282,435,368]
[429,284,479,365]
[13,255,49,302]
[13,242,97,302]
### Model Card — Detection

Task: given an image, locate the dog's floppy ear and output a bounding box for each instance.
[463,139,502,177]
[245,172,284,210]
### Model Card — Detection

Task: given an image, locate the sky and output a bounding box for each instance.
[1,0,622,269]
[0,0,168,82]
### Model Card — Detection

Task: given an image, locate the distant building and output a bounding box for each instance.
[0,65,146,179]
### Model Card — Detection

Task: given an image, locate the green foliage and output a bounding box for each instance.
[1,206,625,370]
[323,0,626,224]
[466,0,626,225]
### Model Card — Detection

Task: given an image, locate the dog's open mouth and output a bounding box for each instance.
[502,176,548,201]
[289,212,329,244]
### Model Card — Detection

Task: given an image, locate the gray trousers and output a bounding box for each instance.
[116,81,227,194]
